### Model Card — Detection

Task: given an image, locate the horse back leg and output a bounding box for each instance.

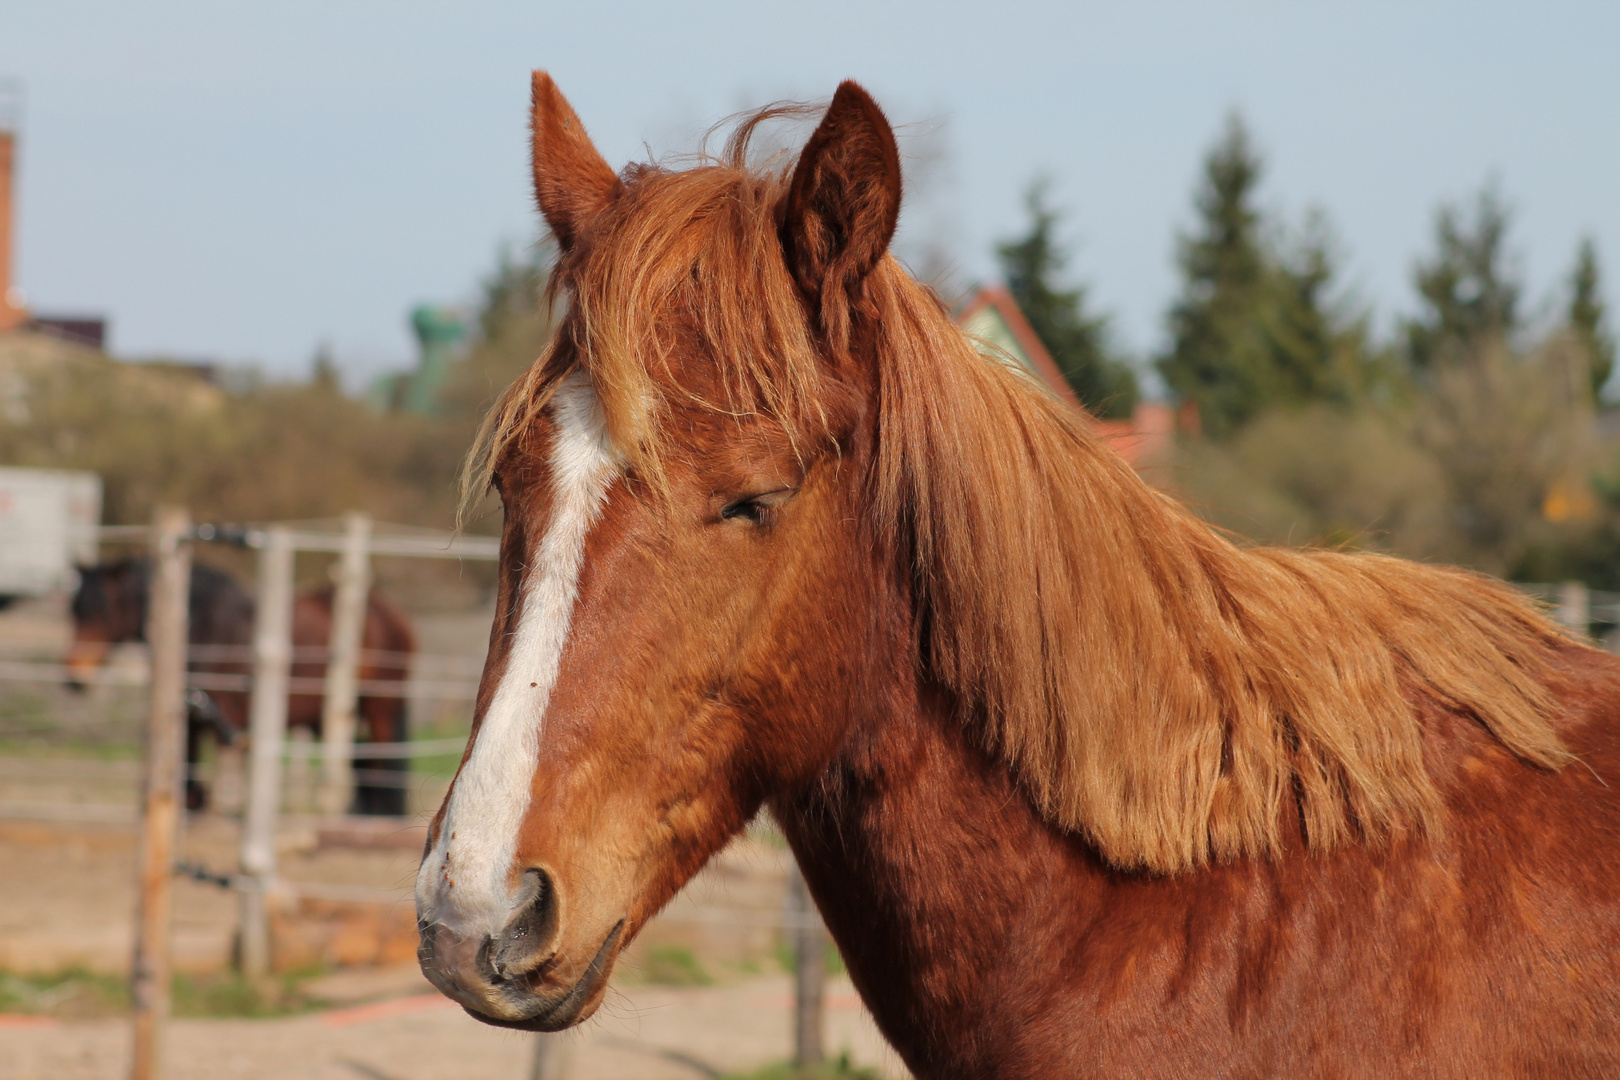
[352,694,408,817]
[184,710,207,812]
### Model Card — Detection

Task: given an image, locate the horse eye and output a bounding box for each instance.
[720,498,767,523]
[719,487,797,525]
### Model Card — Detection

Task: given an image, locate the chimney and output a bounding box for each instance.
[0,81,25,331]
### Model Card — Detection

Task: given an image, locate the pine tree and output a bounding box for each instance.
[1157,115,1354,437]
[997,180,1138,419]
[435,243,559,424]
[1569,237,1615,400]
[477,241,553,344]
[1406,185,1521,372]
[1158,115,1264,438]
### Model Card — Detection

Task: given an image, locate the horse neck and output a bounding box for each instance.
[770,658,1108,1073]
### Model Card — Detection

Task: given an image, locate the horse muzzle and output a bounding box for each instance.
[416,866,625,1031]
[62,643,109,692]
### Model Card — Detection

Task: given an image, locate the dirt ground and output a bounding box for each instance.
[0,595,910,1077]
[0,815,907,1079]
[0,970,907,1080]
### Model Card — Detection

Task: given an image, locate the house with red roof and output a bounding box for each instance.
[955,286,1176,468]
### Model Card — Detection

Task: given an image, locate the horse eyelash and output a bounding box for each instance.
[720,487,797,525]
[720,498,771,524]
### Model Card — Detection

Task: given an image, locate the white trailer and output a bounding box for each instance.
[0,466,102,600]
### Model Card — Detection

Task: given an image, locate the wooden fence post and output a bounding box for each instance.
[787,860,826,1069]
[239,525,294,979]
[129,507,190,1080]
[319,513,371,817]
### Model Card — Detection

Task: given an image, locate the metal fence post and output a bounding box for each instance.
[787,860,826,1069]
[239,525,294,978]
[130,507,190,1080]
[319,513,371,817]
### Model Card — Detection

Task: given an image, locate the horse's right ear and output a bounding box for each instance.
[530,71,621,250]
[779,81,902,314]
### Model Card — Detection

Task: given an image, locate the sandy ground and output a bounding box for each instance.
[0,813,800,976]
[0,815,907,1078]
[0,970,909,1079]
[0,814,418,974]
[0,599,910,1077]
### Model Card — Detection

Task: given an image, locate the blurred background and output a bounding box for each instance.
[0,3,1616,1078]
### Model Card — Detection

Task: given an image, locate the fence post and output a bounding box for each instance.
[1557,581,1591,639]
[129,507,190,1080]
[319,513,371,817]
[239,525,294,979]
[529,1033,571,1080]
[787,860,825,1069]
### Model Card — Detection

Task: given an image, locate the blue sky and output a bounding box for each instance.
[3,1,1616,386]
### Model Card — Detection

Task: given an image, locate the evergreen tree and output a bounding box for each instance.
[477,241,553,344]
[436,242,559,425]
[1406,185,1521,371]
[1569,237,1615,400]
[310,342,341,393]
[1158,115,1355,437]
[997,180,1138,419]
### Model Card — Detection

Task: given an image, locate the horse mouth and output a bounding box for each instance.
[456,919,625,1033]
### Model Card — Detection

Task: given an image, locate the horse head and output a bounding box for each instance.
[66,558,149,690]
[415,73,903,1030]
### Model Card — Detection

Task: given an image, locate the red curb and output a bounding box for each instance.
[320,993,458,1028]
[0,1014,59,1030]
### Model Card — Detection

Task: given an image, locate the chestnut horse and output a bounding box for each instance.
[69,558,415,814]
[415,74,1620,1077]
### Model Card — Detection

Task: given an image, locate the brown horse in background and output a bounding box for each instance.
[414,74,1620,1077]
[68,558,415,815]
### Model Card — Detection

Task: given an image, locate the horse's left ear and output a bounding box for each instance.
[530,71,621,250]
[779,81,902,312]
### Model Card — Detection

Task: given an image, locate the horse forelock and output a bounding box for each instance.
[467,120,1577,875]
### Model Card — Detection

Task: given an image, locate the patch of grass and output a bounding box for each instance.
[773,941,847,978]
[746,815,789,850]
[720,1051,885,1080]
[640,945,714,987]
[0,968,129,1018]
[0,965,334,1020]
[407,724,470,780]
[0,737,141,759]
[409,752,465,778]
[172,967,330,1018]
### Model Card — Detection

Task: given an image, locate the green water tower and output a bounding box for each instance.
[405,304,466,415]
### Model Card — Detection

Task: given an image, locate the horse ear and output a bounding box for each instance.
[530,71,621,250]
[779,81,902,311]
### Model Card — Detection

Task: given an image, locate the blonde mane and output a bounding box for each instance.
[471,144,1574,874]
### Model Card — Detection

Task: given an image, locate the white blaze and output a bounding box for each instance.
[416,372,619,938]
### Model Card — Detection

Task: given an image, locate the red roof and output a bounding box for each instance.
[955,286,1082,411]
[955,286,1173,467]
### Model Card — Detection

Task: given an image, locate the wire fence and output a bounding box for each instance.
[1,576,1614,777]
[0,615,484,814]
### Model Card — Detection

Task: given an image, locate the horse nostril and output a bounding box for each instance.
[488,867,559,980]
